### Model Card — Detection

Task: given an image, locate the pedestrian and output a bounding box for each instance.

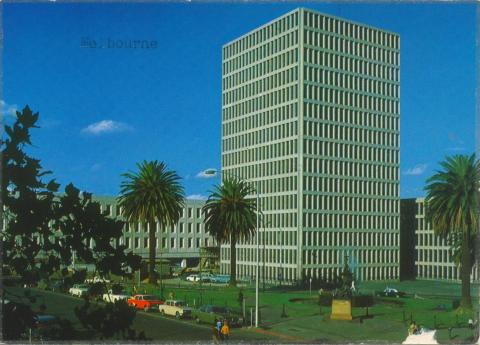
[216,319,223,340]
[238,290,244,308]
[221,320,230,341]
[169,290,174,300]
[408,321,418,335]
[212,325,220,344]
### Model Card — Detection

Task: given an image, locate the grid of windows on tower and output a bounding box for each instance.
[221,8,400,283]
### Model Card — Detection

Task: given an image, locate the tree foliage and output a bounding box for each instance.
[118,160,184,286]
[74,300,146,340]
[2,106,142,339]
[425,154,479,309]
[202,177,257,286]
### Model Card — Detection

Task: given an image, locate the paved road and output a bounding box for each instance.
[5,287,213,341]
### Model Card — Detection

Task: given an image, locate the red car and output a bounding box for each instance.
[127,294,164,312]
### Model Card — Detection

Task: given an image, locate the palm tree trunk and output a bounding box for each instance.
[149,221,157,285]
[230,235,237,287]
[460,229,472,309]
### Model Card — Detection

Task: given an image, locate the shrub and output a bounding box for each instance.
[37,280,49,290]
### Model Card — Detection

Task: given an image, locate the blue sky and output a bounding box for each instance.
[3,2,477,199]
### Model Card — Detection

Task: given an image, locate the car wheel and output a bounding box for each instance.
[175,311,180,319]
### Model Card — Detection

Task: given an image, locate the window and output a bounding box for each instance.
[144,238,148,248]
[135,238,140,249]
[171,238,175,248]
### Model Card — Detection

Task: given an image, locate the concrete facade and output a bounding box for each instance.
[93,196,215,262]
[415,198,479,282]
[221,8,400,282]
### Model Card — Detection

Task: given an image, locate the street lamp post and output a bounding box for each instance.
[255,186,259,327]
[262,220,266,292]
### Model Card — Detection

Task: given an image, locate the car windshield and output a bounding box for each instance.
[175,301,185,306]
[142,295,157,300]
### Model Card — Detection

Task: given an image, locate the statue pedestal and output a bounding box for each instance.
[331,299,352,320]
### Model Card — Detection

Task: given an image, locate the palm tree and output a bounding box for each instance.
[118,160,184,287]
[424,154,479,309]
[202,177,257,287]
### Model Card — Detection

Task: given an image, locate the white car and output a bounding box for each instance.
[69,284,89,297]
[186,274,200,282]
[102,290,130,303]
[158,299,192,319]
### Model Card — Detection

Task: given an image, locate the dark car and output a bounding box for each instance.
[193,305,243,327]
[31,315,57,340]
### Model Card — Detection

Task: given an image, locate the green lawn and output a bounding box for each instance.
[5,279,479,343]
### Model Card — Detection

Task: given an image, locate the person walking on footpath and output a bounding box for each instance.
[212,324,220,344]
[221,320,230,341]
[216,318,222,336]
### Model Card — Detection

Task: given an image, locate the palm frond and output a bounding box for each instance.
[425,154,479,237]
[117,160,185,226]
[202,176,257,244]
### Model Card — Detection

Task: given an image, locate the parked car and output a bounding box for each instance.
[199,273,215,282]
[193,305,243,327]
[211,275,230,284]
[158,299,192,319]
[383,287,406,297]
[30,315,58,341]
[127,295,164,312]
[68,284,89,298]
[186,274,200,282]
[102,290,130,303]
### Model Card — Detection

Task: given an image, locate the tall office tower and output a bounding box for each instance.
[221,8,400,282]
